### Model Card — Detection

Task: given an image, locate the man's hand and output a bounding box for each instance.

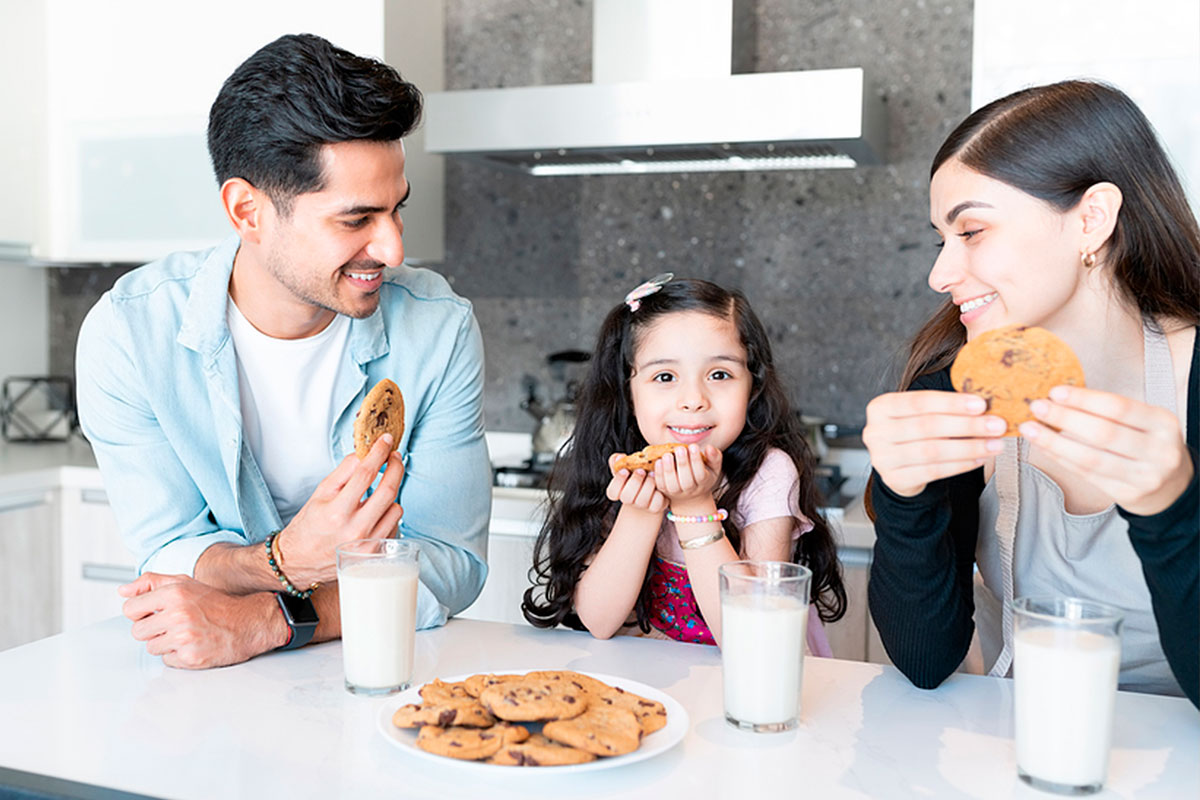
[277,434,406,586]
[119,573,285,669]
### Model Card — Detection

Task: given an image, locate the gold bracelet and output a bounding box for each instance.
[679,529,725,550]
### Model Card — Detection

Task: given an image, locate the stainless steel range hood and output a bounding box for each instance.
[424,0,887,176]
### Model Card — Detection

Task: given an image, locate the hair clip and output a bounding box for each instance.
[624,273,674,312]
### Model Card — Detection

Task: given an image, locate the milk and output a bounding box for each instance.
[338,559,419,692]
[1014,626,1120,789]
[721,593,808,727]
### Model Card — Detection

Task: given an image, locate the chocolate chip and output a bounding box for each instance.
[438,709,455,726]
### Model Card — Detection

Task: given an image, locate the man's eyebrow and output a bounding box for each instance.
[944,200,993,224]
[336,184,412,217]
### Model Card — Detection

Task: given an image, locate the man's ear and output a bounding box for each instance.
[1078,181,1123,254]
[220,178,268,243]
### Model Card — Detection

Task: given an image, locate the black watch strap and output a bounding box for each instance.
[274,592,319,651]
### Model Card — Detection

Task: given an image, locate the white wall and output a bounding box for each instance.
[0,261,49,382]
[973,0,1200,212]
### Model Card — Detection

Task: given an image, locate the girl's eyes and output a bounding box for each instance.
[709,369,732,380]
[651,372,675,383]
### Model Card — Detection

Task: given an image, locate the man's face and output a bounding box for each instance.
[258,139,409,323]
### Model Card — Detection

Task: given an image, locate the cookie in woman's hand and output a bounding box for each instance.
[354,379,405,458]
[950,325,1085,436]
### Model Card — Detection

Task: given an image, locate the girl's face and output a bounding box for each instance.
[927,158,1089,339]
[628,310,752,452]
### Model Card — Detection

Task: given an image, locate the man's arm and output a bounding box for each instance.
[394,307,491,628]
[76,293,249,575]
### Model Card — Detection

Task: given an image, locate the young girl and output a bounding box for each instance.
[863,80,1198,706]
[522,276,845,652]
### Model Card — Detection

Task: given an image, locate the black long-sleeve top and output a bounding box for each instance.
[868,329,1199,708]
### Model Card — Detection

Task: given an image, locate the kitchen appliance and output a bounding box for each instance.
[424,0,886,176]
[521,349,591,467]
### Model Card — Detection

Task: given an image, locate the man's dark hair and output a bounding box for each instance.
[207,33,422,215]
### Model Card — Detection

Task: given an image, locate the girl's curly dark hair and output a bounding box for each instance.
[522,278,846,632]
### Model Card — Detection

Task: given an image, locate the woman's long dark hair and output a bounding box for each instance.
[522,279,846,632]
[901,79,1200,390]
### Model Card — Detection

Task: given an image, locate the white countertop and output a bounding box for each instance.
[0,617,1194,799]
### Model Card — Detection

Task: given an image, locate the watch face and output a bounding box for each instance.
[277,593,319,625]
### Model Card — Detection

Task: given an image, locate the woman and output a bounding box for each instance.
[862,80,1198,707]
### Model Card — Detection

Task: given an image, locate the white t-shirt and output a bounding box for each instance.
[226,297,351,524]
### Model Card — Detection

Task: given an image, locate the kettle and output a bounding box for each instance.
[522,350,590,466]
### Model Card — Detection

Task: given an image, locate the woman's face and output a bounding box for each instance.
[928,158,1089,339]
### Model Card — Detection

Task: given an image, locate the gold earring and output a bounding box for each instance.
[1081,249,1097,269]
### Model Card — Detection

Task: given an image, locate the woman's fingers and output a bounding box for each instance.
[866,389,987,424]
[1019,388,1192,514]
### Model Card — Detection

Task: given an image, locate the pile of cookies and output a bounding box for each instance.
[392,670,668,766]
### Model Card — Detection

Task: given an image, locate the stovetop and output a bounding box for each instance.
[492,459,854,508]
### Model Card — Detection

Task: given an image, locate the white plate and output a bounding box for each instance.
[376,671,689,774]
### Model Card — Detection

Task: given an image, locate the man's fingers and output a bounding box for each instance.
[341,435,395,502]
[367,503,404,539]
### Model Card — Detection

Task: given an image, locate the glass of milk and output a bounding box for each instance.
[335,538,421,696]
[1012,596,1124,795]
[718,560,811,732]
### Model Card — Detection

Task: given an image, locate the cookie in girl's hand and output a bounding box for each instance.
[950,325,1085,436]
[354,379,405,458]
[612,443,713,473]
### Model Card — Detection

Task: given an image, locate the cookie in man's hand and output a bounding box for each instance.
[950,324,1085,436]
[354,379,405,458]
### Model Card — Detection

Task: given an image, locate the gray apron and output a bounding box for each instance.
[974,324,1185,697]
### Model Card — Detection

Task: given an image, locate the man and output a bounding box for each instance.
[75,34,490,669]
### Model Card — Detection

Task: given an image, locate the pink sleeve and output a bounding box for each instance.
[733,448,814,539]
[806,604,833,657]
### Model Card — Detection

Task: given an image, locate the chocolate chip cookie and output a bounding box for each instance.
[950,324,1086,436]
[353,378,405,458]
[479,677,590,722]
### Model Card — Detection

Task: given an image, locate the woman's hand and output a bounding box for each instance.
[607,453,668,514]
[863,390,1007,497]
[653,444,722,509]
[1020,385,1194,516]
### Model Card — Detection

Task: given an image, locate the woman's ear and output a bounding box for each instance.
[1078,181,1123,255]
[219,177,267,244]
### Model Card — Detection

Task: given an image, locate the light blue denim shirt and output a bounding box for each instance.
[76,235,491,628]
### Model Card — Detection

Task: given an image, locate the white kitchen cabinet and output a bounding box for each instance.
[0,0,443,265]
[458,533,538,625]
[58,486,137,631]
[457,488,544,625]
[0,489,59,650]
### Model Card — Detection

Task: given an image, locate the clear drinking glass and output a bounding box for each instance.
[1012,596,1124,795]
[718,560,811,732]
[335,538,421,696]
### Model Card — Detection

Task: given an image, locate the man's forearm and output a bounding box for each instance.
[194,540,280,594]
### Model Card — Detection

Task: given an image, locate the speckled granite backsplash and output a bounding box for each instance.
[48,0,973,433]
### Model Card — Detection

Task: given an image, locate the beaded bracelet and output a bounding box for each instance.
[265,531,318,599]
[665,508,729,525]
[679,529,726,550]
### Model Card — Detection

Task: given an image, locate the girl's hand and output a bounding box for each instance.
[653,443,722,506]
[863,390,1007,497]
[606,453,668,514]
[1019,385,1194,516]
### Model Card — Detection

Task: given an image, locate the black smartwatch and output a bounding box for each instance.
[274,592,319,651]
